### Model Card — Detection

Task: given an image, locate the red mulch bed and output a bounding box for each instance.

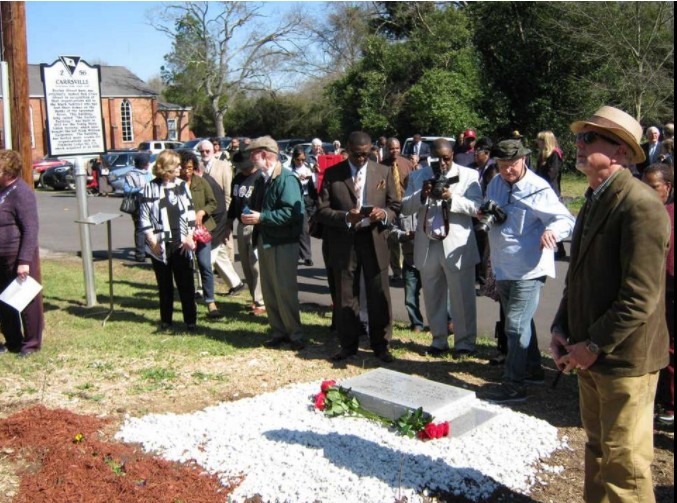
[0,405,241,503]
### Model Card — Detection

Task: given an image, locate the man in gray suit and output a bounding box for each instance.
[317,131,401,363]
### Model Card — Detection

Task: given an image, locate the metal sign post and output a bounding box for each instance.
[40,56,107,307]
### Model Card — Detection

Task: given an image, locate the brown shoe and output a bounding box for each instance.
[250,305,266,316]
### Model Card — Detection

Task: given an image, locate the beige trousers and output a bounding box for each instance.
[578,369,659,503]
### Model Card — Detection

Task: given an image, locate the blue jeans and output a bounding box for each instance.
[496,278,544,385]
[403,262,424,330]
[195,241,215,303]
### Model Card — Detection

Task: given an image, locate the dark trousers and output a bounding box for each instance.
[334,232,392,354]
[299,215,312,261]
[322,238,337,330]
[132,212,146,259]
[0,252,44,353]
[403,262,424,330]
[150,249,197,325]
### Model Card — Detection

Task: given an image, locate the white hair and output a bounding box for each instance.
[312,138,322,146]
[198,139,213,150]
[647,126,660,135]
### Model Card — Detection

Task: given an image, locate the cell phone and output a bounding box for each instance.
[242,205,252,215]
[359,205,374,216]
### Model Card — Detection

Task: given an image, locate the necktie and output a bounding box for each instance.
[392,159,402,199]
[354,168,364,209]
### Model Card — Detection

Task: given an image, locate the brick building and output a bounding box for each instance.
[0,64,193,160]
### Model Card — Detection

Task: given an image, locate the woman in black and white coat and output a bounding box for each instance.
[139,149,198,331]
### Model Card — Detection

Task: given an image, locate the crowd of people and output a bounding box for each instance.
[0,106,673,503]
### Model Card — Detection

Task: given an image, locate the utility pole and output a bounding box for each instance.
[0,1,32,186]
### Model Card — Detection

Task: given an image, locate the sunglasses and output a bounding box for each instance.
[576,131,620,146]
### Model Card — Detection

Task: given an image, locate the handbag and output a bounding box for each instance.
[308,213,324,239]
[193,224,212,244]
[120,192,139,214]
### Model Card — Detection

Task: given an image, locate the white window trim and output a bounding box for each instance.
[121,99,134,143]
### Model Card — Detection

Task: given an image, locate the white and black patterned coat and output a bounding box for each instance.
[139,178,196,263]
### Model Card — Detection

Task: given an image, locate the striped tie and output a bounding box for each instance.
[392,160,402,199]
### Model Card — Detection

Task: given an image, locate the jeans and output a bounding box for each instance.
[195,241,215,303]
[496,278,544,385]
[403,262,424,330]
[132,212,145,258]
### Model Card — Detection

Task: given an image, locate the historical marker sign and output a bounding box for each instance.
[41,56,106,156]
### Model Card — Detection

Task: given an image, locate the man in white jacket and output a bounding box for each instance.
[401,139,482,357]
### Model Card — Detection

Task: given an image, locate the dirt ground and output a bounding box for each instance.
[0,332,673,502]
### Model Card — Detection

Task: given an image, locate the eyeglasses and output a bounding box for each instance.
[439,156,453,162]
[198,149,212,153]
[576,131,620,146]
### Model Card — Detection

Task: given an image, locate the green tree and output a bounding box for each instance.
[156,1,304,136]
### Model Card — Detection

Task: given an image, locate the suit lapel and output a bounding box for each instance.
[337,162,358,204]
[571,172,626,275]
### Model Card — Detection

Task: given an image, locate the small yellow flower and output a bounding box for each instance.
[73,433,85,444]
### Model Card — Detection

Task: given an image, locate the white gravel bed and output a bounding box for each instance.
[116,381,565,502]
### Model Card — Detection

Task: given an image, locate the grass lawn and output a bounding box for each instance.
[0,215,673,502]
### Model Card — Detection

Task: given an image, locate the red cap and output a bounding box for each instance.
[463,129,477,139]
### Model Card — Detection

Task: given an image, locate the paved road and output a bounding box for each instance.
[36,190,571,348]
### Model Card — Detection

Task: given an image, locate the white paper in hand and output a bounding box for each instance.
[0,276,43,312]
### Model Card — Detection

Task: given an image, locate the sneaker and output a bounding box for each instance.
[657,413,674,426]
[481,383,527,404]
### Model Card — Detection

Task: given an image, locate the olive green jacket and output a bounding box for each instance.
[188,175,218,232]
[552,169,670,376]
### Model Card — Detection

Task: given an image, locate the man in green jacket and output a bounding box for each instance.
[241,136,305,350]
[550,106,671,503]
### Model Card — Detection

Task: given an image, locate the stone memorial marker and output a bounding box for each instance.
[341,368,496,437]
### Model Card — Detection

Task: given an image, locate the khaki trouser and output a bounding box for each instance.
[258,240,302,341]
[578,369,659,503]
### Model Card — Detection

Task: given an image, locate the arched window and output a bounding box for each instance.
[121,99,133,142]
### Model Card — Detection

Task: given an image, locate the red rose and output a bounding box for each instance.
[417,422,450,440]
[439,421,450,437]
[321,380,337,393]
[314,392,327,410]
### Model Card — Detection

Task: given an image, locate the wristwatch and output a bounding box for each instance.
[586,340,601,355]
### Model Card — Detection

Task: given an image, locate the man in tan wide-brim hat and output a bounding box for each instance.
[551,105,670,502]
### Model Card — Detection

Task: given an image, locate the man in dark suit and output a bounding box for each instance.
[407,134,431,167]
[317,131,401,362]
[550,106,671,503]
[638,126,662,176]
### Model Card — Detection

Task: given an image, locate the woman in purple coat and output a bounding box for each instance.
[0,150,44,357]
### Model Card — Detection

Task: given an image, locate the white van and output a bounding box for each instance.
[137,140,183,154]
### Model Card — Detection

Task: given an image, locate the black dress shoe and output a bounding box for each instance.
[452,348,477,359]
[289,340,306,351]
[303,259,314,266]
[227,282,246,296]
[264,337,290,348]
[331,349,357,361]
[374,350,394,363]
[422,346,449,358]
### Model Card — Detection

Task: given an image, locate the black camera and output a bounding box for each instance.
[425,162,458,200]
[475,200,507,233]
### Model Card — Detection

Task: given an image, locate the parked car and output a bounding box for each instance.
[401,136,456,164]
[279,151,291,170]
[32,156,73,187]
[179,138,206,151]
[40,164,76,190]
[277,138,307,153]
[103,151,157,195]
[137,140,183,154]
[295,142,337,156]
